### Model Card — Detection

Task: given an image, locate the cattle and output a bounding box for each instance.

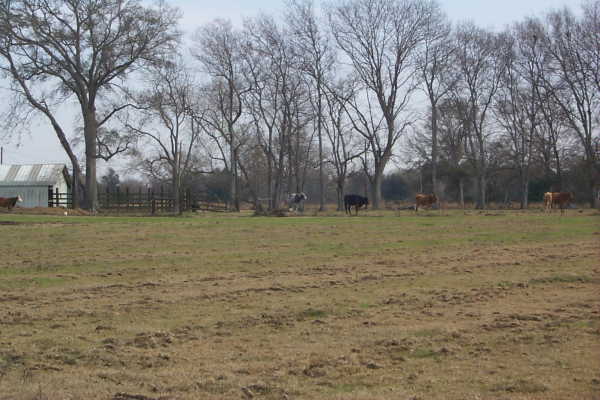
[344,194,369,215]
[415,193,438,212]
[288,192,307,212]
[543,192,554,212]
[552,192,573,214]
[544,192,574,214]
[0,195,23,210]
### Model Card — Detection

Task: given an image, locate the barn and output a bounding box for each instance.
[0,164,71,208]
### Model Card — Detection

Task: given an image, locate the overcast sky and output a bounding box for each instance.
[0,0,579,174]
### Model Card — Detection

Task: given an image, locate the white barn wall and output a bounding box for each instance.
[0,186,48,208]
[0,164,71,208]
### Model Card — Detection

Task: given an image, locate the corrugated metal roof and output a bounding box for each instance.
[0,164,68,186]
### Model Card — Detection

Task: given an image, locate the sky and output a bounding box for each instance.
[0,0,579,173]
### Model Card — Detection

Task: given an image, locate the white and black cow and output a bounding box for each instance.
[288,192,308,212]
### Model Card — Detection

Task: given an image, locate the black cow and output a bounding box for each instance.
[344,194,368,215]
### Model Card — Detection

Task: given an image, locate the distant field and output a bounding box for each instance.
[0,210,598,399]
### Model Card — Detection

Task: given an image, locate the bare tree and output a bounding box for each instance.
[0,0,180,211]
[581,1,600,93]
[322,79,364,209]
[417,0,455,199]
[542,6,599,206]
[453,23,507,209]
[493,21,545,209]
[125,58,204,214]
[243,14,306,209]
[192,19,251,211]
[328,0,428,209]
[286,0,335,211]
[438,98,470,206]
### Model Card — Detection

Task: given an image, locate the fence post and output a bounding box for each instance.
[55,187,60,208]
[106,186,110,209]
[126,187,130,211]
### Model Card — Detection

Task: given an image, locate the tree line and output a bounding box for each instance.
[1,0,598,213]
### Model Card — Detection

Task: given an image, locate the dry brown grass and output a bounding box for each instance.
[0,210,598,399]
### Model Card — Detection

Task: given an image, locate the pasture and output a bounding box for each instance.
[0,209,598,399]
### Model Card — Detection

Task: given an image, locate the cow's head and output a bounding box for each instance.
[363,197,369,209]
[17,195,23,202]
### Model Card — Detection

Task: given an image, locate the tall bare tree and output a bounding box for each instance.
[0,0,180,211]
[581,1,600,93]
[328,0,428,209]
[543,6,599,206]
[192,19,250,211]
[286,0,335,211]
[322,79,363,209]
[243,14,306,209]
[125,58,204,214]
[453,23,507,209]
[493,21,546,209]
[438,98,469,206]
[417,0,454,199]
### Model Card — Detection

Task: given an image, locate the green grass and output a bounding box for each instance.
[0,209,598,400]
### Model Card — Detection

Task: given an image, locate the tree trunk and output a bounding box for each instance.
[478,173,486,210]
[317,82,325,211]
[373,171,383,210]
[172,173,181,215]
[267,160,273,210]
[431,102,439,198]
[336,178,345,211]
[84,110,98,212]
[553,146,562,191]
[238,161,258,207]
[521,171,529,209]
[459,178,464,209]
[71,167,83,209]
[229,143,239,212]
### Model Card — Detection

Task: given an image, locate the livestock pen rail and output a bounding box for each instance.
[98,187,229,213]
[48,189,72,208]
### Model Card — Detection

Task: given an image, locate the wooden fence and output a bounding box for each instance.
[48,188,72,208]
[46,186,229,213]
[98,187,229,213]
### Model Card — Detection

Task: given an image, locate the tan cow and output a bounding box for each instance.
[415,193,438,212]
[543,192,554,212]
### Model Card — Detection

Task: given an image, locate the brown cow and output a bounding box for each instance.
[544,192,573,214]
[415,193,438,212]
[552,192,573,214]
[0,195,23,210]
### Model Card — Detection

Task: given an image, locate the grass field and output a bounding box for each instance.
[0,209,599,399]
